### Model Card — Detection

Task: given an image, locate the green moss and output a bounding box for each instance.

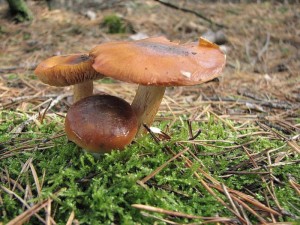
[101,14,133,34]
[6,0,33,22]
[0,111,299,224]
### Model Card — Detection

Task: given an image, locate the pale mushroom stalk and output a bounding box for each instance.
[131,85,165,136]
[73,80,93,102]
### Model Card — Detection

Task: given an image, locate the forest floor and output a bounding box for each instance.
[0,1,299,224]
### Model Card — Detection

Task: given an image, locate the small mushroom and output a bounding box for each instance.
[89,37,226,135]
[65,94,138,154]
[34,53,103,102]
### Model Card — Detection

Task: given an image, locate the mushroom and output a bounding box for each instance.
[65,94,138,155]
[89,37,226,135]
[34,53,103,102]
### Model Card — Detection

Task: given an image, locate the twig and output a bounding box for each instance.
[153,0,227,28]
[0,66,20,73]
[39,99,53,123]
[0,63,37,73]
[261,120,292,135]
[201,96,294,110]
[238,88,264,101]
[187,120,202,141]
[0,94,58,109]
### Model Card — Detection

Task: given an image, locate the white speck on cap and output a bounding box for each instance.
[180,70,191,79]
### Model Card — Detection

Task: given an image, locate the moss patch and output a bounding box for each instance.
[0,111,299,224]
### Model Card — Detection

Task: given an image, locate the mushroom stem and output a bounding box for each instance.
[73,80,93,102]
[131,85,166,136]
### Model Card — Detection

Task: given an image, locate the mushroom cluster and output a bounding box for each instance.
[34,36,226,153]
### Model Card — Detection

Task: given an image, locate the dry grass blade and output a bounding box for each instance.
[142,131,246,222]
[1,175,25,193]
[0,145,55,160]
[178,140,253,151]
[1,185,46,224]
[141,211,237,225]
[221,184,241,218]
[0,94,57,110]
[66,211,75,225]
[222,171,270,175]
[45,198,52,225]
[0,194,6,218]
[139,147,189,185]
[228,196,267,224]
[10,93,70,138]
[146,125,286,224]
[11,157,32,193]
[264,160,300,168]
[140,211,181,225]
[286,140,300,154]
[263,223,295,225]
[191,172,247,224]
[212,184,281,216]
[0,133,65,160]
[237,131,273,138]
[208,111,236,131]
[178,141,282,223]
[258,122,300,154]
[288,176,300,196]
[6,199,50,225]
[164,144,247,223]
[132,204,233,222]
[29,162,42,197]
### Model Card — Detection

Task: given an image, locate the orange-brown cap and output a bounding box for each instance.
[90,37,226,86]
[34,54,103,86]
[65,94,138,154]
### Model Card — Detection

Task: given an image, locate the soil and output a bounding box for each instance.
[0,1,299,108]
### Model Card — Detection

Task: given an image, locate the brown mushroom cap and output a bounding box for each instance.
[65,94,138,154]
[90,37,226,86]
[34,53,102,86]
